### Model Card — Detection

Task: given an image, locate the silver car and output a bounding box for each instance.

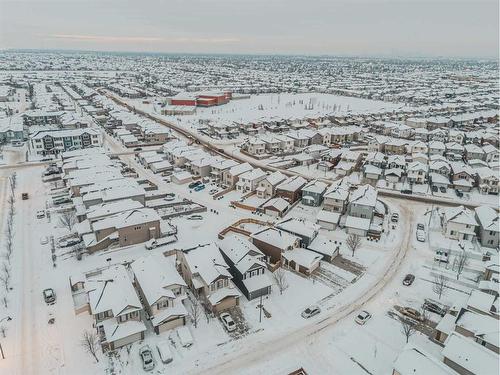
[301,305,321,318]
[139,345,155,371]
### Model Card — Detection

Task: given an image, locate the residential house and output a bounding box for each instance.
[323,182,350,213]
[275,218,320,247]
[222,162,253,187]
[406,161,428,184]
[236,168,267,193]
[442,205,478,241]
[250,227,300,264]
[347,184,378,221]
[475,206,500,249]
[256,171,287,199]
[218,235,272,300]
[464,143,485,161]
[301,180,328,206]
[428,141,446,156]
[177,243,240,313]
[476,167,499,195]
[275,176,307,203]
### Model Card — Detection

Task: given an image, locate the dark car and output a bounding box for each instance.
[43,288,56,304]
[22,193,29,200]
[439,186,447,193]
[423,300,447,316]
[403,274,415,286]
[455,189,463,198]
[188,181,202,189]
[133,147,143,152]
[431,185,438,193]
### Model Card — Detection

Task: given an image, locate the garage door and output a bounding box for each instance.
[213,297,237,313]
[157,317,185,334]
[113,331,144,350]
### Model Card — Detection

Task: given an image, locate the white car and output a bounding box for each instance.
[220,312,237,332]
[177,326,193,347]
[145,239,158,250]
[156,341,173,364]
[139,345,155,371]
[301,305,321,319]
[355,310,372,325]
[36,210,46,219]
[416,229,426,242]
[40,236,49,245]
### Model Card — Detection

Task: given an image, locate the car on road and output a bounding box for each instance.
[416,229,426,242]
[133,147,143,152]
[220,312,237,332]
[439,186,447,193]
[301,305,321,319]
[209,189,218,195]
[139,345,155,371]
[355,310,372,325]
[156,341,173,364]
[431,185,438,193]
[455,189,463,198]
[193,184,205,192]
[403,274,415,286]
[43,288,56,304]
[22,193,29,200]
[416,223,425,231]
[40,236,49,245]
[58,237,81,248]
[391,213,399,223]
[400,307,424,322]
[36,210,46,219]
[188,181,202,189]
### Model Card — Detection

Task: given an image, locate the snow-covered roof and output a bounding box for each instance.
[345,216,371,231]
[442,333,498,374]
[393,345,456,375]
[251,227,299,250]
[276,175,307,192]
[349,184,378,207]
[276,218,319,240]
[183,243,232,286]
[444,205,478,227]
[282,248,321,269]
[218,235,266,275]
[475,205,500,232]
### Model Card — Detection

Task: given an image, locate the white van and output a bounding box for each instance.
[156,341,173,364]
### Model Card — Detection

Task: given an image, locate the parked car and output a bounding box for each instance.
[58,237,81,248]
[156,341,173,364]
[145,239,158,250]
[40,236,49,245]
[455,189,463,198]
[431,185,438,193]
[133,147,143,152]
[391,213,399,223]
[139,345,155,371]
[22,193,29,200]
[177,326,193,347]
[416,223,425,231]
[36,210,46,219]
[416,230,426,242]
[53,197,71,205]
[403,274,415,286]
[187,214,203,220]
[43,288,56,304]
[220,312,237,332]
[301,305,321,319]
[422,299,447,317]
[439,186,447,193]
[355,310,372,325]
[188,181,202,189]
[193,184,205,192]
[400,307,424,322]
[209,189,218,195]
[164,196,175,202]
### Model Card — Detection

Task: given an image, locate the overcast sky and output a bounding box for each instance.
[0,0,498,58]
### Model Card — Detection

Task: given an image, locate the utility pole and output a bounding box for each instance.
[259,295,263,323]
[0,342,4,359]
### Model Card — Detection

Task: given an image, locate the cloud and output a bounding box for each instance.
[45,34,240,44]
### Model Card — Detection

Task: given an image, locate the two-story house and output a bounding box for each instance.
[301,180,328,206]
[442,205,478,241]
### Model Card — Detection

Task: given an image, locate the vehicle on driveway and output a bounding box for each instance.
[36,210,46,219]
[439,186,447,193]
[400,307,424,322]
[455,189,463,198]
[416,223,425,231]
[391,213,399,223]
[301,305,321,319]
[422,299,447,317]
[220,312,237,332]
[58,237,81,248]
[177,326,193,347]
[40,236,49,245]
[187,214,203,220]
[355,310,372,325]
[43,288,56,304]
[431,185,438,193]
[156,341,173,364]
[193,184,205,192]
[416,229,426,242]
[403,274,415,286]
[139,345,155,371]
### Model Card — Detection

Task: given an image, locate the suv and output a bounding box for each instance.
[43,288,56,304]
[220,312,237,332]
[139,345,155,371]
[355,310,372,325]
[391,213,399,223]
[58,237,81,248]
[301,305,321,319]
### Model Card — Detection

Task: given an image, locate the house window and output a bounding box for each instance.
[450,231,456,235]
[157,300,169,310]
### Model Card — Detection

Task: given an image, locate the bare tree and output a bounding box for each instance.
[0,326,6,338]
[273,268,289,295]
[9,173,16,194]
[346,234,362,257]
[400,319,416,343]
[0,263,11,292]
[81,330,100,363]
[1,295,7,308]
[59,211,77,232]
[455,251,469,280]
[432,274,449,300]
[189,299,202,329]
